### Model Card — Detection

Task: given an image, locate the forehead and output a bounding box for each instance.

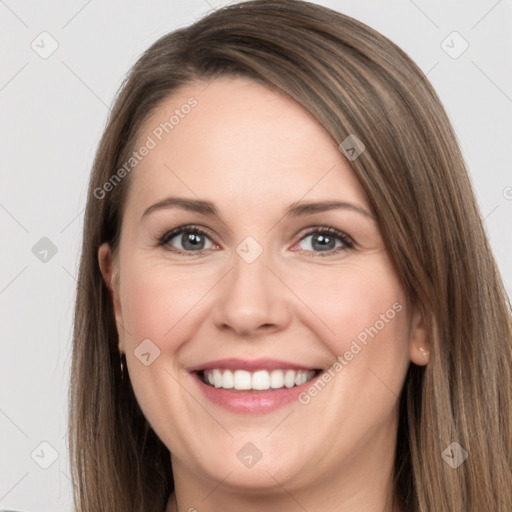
[123,76,369,220]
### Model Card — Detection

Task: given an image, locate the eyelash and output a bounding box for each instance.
[155,224,354,257]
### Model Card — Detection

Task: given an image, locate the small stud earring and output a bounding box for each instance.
[419,346,429,357]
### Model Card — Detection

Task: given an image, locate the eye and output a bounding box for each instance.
[295,227,353,256]
[157,225,217,254]
[156,224,353,257]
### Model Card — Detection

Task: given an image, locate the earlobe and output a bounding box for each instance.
[408,304,429,366]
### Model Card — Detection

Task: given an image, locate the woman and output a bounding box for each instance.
[68,1,512,511]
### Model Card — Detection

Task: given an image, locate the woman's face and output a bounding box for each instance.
[99,76,426,496]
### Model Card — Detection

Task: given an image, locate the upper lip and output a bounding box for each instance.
[187,358,320,373]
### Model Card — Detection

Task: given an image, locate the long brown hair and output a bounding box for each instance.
[68,1,512,510]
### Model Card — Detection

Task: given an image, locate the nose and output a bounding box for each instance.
[212,248,292,337]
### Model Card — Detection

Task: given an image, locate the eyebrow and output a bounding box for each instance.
[141,196,374,221]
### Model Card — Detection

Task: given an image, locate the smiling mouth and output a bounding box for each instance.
[197,368,322,391]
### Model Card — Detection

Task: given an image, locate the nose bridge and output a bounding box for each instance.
[213,237,290,335]
[231,242,270,296]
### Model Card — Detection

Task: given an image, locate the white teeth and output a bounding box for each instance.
[233,370,251,390]
[270,369,284,389]
[284,369,296,388]
[202,368,316,390]
[252,370,270,390]
[222,369,234,389]
[213,369,222,388]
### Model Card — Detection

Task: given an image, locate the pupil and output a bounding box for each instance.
[183,233,204,250]
[313,234,334,251]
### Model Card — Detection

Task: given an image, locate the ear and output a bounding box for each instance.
[408,302,429,366]
[98,242,125,354]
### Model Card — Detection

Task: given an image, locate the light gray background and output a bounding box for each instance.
[1,1,511,510]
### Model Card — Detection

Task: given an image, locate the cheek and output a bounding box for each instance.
[291,260,409,352]
[120,258,210,346]
[118,260,209,439]
[288,262,411,445]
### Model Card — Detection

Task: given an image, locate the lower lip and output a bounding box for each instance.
[191,371,322,414]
